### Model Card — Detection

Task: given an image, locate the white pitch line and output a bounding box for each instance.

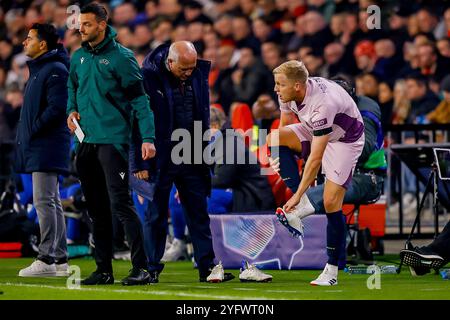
[160,273,189,276]
[265,290,308,293]
[167,284,189,287]
[233,288,257,291]
[0,282,271,300]
[420,288,445,292]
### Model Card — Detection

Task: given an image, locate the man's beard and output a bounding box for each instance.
[81,32,99,45]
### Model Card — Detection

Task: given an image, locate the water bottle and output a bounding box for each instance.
[380,265,399,274]
[440,269,450,280]
[345,265,399,274]
[344,266,370,274]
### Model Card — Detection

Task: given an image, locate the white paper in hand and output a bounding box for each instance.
[72,118,85,143]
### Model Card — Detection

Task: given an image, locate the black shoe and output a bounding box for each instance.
[415,246,440,256]
[409,265,431,276]
[149,270,160,284]
[400,247,446,270]
[121,268,150,286]
[81,271,114,285]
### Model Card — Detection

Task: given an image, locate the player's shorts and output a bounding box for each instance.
[286,123,364,189]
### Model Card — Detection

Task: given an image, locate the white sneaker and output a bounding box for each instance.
[207,261,224,283]
[113,250,131,261]
[18,260,57,277]
[165,235,173,251]
[275,207,304,238]
[161,238,187,262]
[310,263,338,286]
[55,263,70,277]
[239,261,272,282]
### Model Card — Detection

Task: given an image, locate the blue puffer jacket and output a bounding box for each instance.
[14,44,71,175]
[130,44,211,173]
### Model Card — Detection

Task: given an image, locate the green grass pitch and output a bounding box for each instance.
[0,256,449,300]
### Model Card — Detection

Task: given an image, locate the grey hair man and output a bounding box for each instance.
[132,41,235,283]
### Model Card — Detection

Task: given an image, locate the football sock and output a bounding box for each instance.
[325,263,338,277]
[270,145,300,193]
[326,210,346,266]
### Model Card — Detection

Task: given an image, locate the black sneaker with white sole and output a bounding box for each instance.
[408,265,431,276]
[81,271,114,285]
[400,247,446,270]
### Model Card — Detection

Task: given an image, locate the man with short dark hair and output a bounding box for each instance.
[231,46,272,105]
[405,74,440,123]
[417,42,450,83]
[16,23,71,277]
[66,3,156,285]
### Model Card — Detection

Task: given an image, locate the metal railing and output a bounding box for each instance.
[385,124,450,238]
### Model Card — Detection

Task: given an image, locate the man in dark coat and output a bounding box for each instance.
[209,116,275,213]
[405,74,440,123]
[15,23,71,277]
[132,41,234,283]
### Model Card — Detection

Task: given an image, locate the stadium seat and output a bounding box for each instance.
[0,242,22,258]
[231,103,253,133]
[344,194,386,262]
[270,118,280,131]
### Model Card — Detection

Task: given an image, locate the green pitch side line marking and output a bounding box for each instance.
[0,282,272,300]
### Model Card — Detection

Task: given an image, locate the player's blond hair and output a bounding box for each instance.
[273,60,309,84]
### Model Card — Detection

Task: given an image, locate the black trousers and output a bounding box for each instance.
[427,220,450,261]
[144,163,215,278]
[76,143,147,273]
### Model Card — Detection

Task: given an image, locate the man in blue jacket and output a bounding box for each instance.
[132,41,234,283]
[15,23,71,277]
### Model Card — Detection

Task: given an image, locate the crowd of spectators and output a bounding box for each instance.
[0,0,448,257]
[1,0,450,142]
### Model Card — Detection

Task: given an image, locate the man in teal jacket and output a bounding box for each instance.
[67,3,156,286]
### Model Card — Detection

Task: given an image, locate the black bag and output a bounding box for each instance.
[356,228,374,262]
[0,183,39,256]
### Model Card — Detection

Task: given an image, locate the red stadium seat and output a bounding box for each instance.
[231,103,253,133]
[0,242,22,258]
[270,118,280,132]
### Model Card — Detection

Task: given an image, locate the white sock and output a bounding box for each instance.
[325,263,338,277]
[296,194,316,219]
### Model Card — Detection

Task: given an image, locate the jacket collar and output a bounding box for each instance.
[27,43,69,74]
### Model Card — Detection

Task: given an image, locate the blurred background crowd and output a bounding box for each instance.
[1,0,450,145]
[0,0,449,257]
